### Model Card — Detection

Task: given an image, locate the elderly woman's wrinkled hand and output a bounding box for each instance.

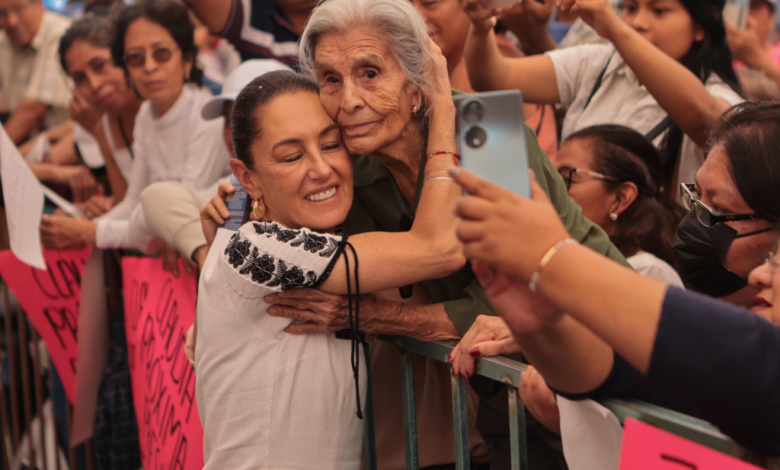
[460,0,509,34]
[452,168,569,281]
[450,314,520,380]
[425,37,455,112]
[200,180,236,247]
[265,289,369,334]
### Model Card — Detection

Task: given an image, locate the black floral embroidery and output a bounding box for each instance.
[225,234,251,268]
[253,221,300,243]
[227,231,322,290]
[252,221,340,258]
[238,247,276,284]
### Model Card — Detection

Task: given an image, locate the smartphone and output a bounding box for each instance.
[455,90,531,198]
[723,0,750,29]
[222,175,250,231]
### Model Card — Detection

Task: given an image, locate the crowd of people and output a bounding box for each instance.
[1,0,779,468]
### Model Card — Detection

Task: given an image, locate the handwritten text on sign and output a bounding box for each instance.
[122,257,203,470]
[619,418,761,470]
[0,248,90,403]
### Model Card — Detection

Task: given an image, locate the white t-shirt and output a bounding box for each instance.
[547,44,744,188]
[95,85,230,251]
[196,223,366,470]
[628,251,684,287]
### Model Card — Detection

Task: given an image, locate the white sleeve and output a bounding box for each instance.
[705,81,744,107]
[181,116,230,191]
[546,44,615,108]
[221,221,344,297]
[95,120,150,249]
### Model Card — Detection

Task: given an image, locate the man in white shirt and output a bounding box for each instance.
[0,0,71,144]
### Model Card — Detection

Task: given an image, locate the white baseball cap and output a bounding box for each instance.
[201,59,293,120]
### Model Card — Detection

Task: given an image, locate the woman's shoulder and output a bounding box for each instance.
[628,251,684,287]
[217,222,344,294]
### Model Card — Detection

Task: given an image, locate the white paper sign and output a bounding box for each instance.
[558,398,624,470]
[41,185,84,219]
[0,124,46,269]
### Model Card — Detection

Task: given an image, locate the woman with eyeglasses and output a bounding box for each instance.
[555,124,684,286]
[39,0,230,253]
[448,101,780,454]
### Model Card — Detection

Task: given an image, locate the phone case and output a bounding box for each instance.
[222,175,250,231]
[455,90,531,198]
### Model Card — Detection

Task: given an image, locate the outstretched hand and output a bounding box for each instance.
[451,168,570,281]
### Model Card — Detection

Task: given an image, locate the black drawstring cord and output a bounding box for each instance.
[341,240,363,419]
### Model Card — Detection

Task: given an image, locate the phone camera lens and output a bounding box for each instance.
[463,100,485,123]
[465,126,487,149]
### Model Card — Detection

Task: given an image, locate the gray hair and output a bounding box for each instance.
[299,0,437,109]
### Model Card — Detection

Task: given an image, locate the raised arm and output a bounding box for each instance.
[561,0,733,147]
[182,0,232,35]
[460,0,560,102]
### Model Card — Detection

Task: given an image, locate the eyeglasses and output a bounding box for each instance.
[557,165,617,191]
[679,183,764,228]
[123,46,178,69]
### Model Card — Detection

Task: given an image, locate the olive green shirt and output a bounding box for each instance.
[343,122,628,336]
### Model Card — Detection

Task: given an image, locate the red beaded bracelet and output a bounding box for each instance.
[426,151,461,165]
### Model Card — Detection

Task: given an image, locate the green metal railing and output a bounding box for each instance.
[363,335,779,470]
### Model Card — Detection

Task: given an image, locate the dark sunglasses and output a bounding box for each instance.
[123,46,178,69]
[679,183,764,228]
[557,165,617,191]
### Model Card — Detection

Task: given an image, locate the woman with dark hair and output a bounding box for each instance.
[556,124,684,283]
[196,64,467,469]
[449,101,780,454]
[462,0,743,192]
[40,0,230,253]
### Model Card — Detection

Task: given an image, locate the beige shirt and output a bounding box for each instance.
[0,10,71,129]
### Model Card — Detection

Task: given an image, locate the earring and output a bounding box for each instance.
[252,198,266,220]
[610,212,618,221]
[411,105,419,117]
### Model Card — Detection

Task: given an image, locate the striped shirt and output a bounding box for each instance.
[0,10,71,130]
[220,0,301,69]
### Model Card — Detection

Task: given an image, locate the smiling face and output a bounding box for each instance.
[621,0,704,61]
[314,28,421,156]
[122,17,191,114]
[693,148,778,278]
[747,238,780,323]
[64,40,132,114]
[235,91,354,232]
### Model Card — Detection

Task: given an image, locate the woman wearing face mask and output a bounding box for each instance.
[40,0,230,253]
[197,68,465,470]
[449,101,780,454]
[56,14,143,217]
[412,0,559,159]
[462,0,743,191]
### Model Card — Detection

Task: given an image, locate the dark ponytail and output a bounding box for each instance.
[231,71,320,171]
[110,0,204,86]
[656,0,742,189]
[567,125,685,267]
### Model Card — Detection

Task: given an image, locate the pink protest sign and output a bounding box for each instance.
[0,247,90,403]
[122,257,203,470]
[619,418,761,470]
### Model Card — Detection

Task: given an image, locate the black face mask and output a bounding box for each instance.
[673,212,753,297]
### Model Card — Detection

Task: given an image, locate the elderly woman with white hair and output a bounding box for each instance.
[250,0,630,467]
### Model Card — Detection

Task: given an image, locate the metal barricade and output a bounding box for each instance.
[372,335,780,470]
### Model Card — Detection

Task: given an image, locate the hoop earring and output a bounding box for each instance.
[252,198,266,220]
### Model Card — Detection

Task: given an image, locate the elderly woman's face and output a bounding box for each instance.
[314,28,420,155]
[246,91,354,232]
